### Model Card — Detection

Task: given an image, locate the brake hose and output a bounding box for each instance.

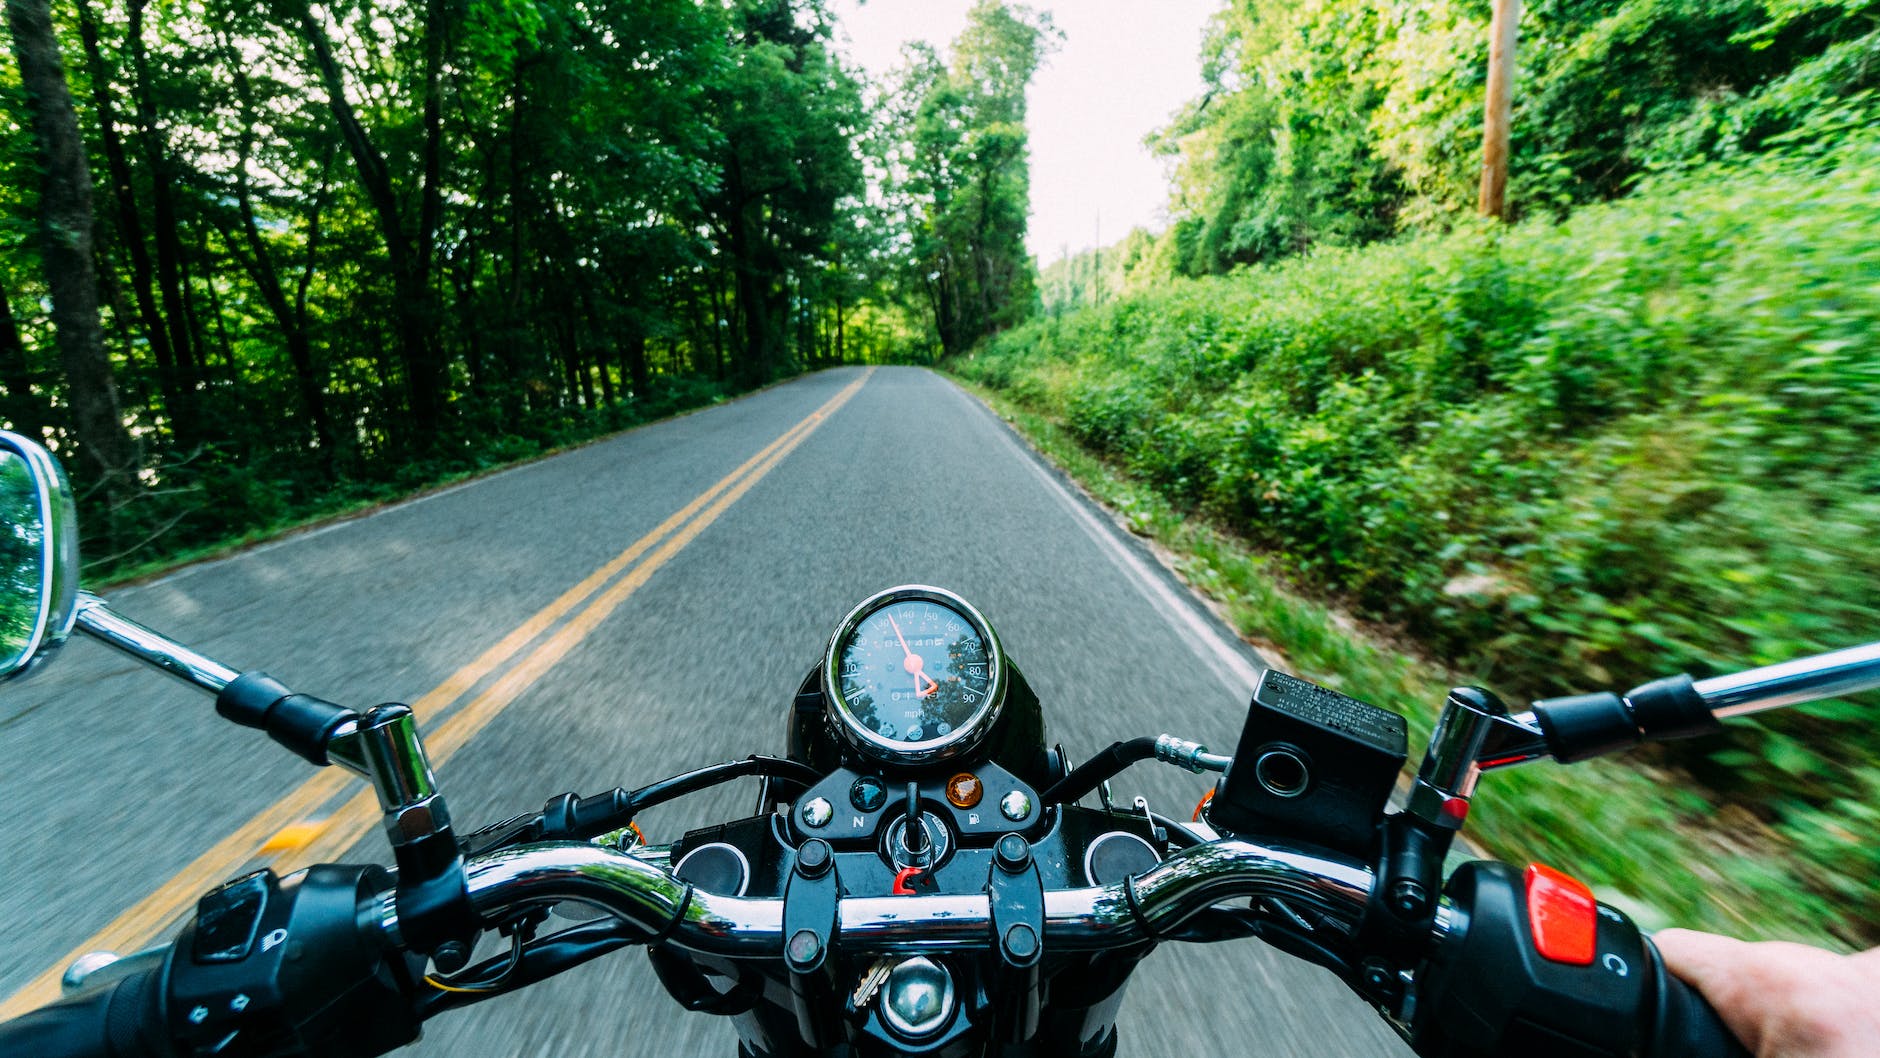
[1041,735,1231,806]
[1039,738,1161,805]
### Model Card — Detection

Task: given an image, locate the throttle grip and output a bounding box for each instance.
[1646,939,1750,1058]
[1411,861,1751,1058]
[0,968,168,1058]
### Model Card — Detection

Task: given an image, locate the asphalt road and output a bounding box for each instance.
[0,366,1411,1056]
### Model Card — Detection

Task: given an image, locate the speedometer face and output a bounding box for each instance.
[825,586,1006,764]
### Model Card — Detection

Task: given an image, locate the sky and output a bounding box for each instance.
[828,0,1219,263]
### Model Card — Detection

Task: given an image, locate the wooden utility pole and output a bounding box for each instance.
[1478,0,1520,220]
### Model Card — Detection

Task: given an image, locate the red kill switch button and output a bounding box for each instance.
[1525,863,1597,965]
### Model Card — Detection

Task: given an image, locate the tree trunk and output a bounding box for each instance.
[707,278,727,381]
[1478,0,1520,220]
[412,0,450,411]
[0,280,51,439]
[501,58,529,427]
[295,2,444,440]
[575,341,596,410]
[226,76,338,478]
[7,0,136,493]
[74,0,183,438]
[200,243,239,382]
[576,281,614,405]
[614,330,641,397]
[126,0,201,408]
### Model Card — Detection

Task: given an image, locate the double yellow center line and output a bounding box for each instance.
[0,368,872,1019]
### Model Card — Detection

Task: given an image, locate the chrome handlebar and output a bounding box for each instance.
[375,835,1389,958]
[1694,640,1880,719]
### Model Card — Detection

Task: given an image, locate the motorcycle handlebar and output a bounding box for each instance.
[1694,640,1880,719]
[374,836,1384,958]
[0,968,169,1058]
[0,839,1747,1058]
[406,840,1744,1058]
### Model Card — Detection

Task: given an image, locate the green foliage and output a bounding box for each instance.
[1145,0,1880,277]
[0,0,881,576]
[875,2,1057,357]
[956,136,1880,943]
[0,453,38,661]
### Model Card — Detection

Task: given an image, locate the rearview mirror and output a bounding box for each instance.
[0,430,79,683]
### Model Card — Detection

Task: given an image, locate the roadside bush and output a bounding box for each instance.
[955,133,1880,942]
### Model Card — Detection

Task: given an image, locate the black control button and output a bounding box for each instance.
[192,871,271,964]
[797,838,833,878]
[850,776,886,812]
[995,834,1031,873]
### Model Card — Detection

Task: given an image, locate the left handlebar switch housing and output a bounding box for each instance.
[165,864,424,1057]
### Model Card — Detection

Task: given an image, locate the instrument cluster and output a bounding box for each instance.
[822,586,1006,766]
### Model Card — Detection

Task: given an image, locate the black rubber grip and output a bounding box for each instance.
[1625,674,1719,742]
[216,670,356,766]
[0,968,168,1058]
[1646,939,1752,1058]
[1532,691,1637,763]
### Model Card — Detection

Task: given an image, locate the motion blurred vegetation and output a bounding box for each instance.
[980,0,1880,944]
[964,129,1880,943]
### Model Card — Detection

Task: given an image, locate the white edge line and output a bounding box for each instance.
[948,377,1266,697]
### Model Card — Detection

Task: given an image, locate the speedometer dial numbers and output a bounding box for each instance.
[824,587,1006,765]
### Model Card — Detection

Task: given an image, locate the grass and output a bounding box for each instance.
[951,129,1880,947]
[955,378,1852,948]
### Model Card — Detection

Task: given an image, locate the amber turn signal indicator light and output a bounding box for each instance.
[946,773,983,809]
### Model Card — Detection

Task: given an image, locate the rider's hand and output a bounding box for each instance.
[1655,928,1880,1058]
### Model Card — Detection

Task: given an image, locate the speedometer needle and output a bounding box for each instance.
[889,615,940,699]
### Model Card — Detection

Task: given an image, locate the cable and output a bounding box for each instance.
[1040,738,1160,805]
[423,930,525,995]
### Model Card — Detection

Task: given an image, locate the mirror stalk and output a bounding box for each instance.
[73,591,377,780]
[73,591,239,694]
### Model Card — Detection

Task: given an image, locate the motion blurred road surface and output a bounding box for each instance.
[0,366,1411,1056]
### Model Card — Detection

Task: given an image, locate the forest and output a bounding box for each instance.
[5,0,1879,943]
[972,0,1880,944]
[0,0,1051,573]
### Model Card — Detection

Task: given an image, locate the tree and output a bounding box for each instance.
[6,0,135,494]
[883,1,1056,357]
[0,0,904,573]
[701,0,866,385]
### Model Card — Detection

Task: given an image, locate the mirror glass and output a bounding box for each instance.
[0,433,77,682]
[0,447,47,674]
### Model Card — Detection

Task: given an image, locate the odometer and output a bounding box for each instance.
[824,586,1006,765]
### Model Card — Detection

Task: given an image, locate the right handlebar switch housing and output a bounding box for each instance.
[1409,861,1743,1058]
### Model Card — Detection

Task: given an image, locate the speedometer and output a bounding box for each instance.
[824,585,1006,765]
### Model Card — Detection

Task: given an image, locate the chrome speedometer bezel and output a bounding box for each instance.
[822,585,1007,767]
